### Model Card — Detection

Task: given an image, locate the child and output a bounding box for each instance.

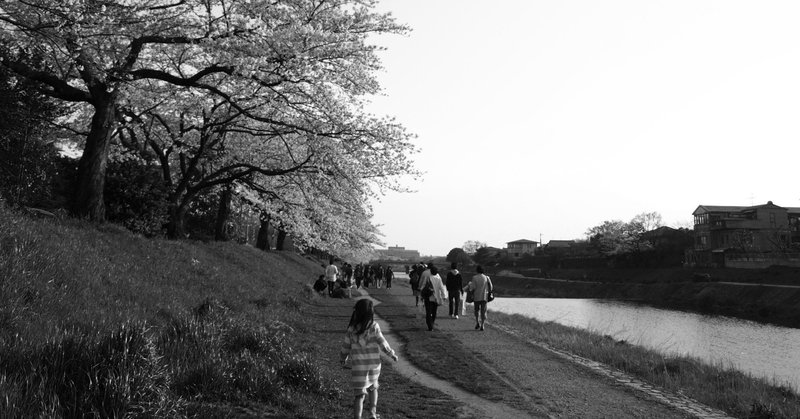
[340,299,398,419]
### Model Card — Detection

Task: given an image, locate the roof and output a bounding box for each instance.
[507,239,538,244]
[694,201,790,216]
[641,226,677,237]
[693,205,748,215]
[547,240,575,248]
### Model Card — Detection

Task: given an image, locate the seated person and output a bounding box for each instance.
[331,280,349,298]
[313,274,327,294]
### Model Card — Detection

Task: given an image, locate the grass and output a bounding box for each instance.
[490,311,800,419]
[0,204,351,418]
[4,202,798,418]
[0,204,469,418]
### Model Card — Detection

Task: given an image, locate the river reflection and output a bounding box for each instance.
[491,298,800,392]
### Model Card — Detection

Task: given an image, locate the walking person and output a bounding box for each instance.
[344,262,354,288]
[374,265,384,288]
[418,264,447,331]
[340,299,398,419]
[354,263,363,289]
[464,265,493,331]
[409,264,421,306]
[384,266,394,289]
[445,262,463,319]
[364,266,372,288]
[325,258,339,297]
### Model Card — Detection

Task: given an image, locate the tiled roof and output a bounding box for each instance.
[507,239,538,244]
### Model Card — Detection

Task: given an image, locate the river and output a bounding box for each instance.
[490,298,800,392]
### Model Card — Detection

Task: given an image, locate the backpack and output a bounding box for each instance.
[421,281,433,299]
[409,272,420,288]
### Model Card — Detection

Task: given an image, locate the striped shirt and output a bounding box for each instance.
[340,322,395,395]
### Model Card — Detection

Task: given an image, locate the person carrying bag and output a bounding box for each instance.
[463,265,493,331]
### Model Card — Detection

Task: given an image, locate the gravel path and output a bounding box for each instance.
[367,275,734,419]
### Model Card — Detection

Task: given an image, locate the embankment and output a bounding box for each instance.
[482,269,800,329]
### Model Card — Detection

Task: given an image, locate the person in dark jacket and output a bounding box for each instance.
[384,266,394,288]
[445,262,463,319]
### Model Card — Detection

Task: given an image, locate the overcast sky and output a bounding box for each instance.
[366,0,800,257]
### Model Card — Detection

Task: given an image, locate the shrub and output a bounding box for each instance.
[278,355,322,392]
[104,157,170,237]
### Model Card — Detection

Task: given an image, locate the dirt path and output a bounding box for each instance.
[365,275,734,419]
[362,293,536,418]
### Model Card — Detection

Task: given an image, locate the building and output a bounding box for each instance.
[374,245,421,261]
[689,201,800,267]
[503,239,538,258]
[544,240,575,255]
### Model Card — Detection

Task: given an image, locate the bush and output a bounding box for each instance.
[104,157,170,237]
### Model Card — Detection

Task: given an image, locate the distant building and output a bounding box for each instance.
[545,240,575,254]
[374,245,421,261]
[688,201,800,268]
[503,239,538,258]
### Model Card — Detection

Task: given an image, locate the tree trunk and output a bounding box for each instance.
[214,186,233,241]
[276,228,287,251]
[256,213,271,251]
[166,202,188,239]
[71,95,116,221]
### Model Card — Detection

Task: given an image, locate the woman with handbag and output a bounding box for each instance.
[463,265,493,331]
[417,264,447,331]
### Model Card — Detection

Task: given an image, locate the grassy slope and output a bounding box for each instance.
[0,206,466,418]
[1,206,347,417]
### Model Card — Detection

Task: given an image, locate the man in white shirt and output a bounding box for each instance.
[325,258,339,297]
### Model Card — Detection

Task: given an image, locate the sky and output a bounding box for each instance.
[365,0,800,257]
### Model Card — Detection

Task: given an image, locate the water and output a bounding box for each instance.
[491,298,800,391]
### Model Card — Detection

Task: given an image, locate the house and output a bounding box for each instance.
[544,240,575,255]
[641,226,693,251]
[688,201,800,267]
[503,239,538,258]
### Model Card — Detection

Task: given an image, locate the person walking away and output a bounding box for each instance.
[364,266,372,288]
[464,265,493,331]
[354,264,363,289]
[340,299,398,419]
[374,265,384,288]
[384,266,394,289]
[418,265,447,331]
[344,262,354,287]
[445,262,463,319]
[325,258,339,297]
[409,265,421,306]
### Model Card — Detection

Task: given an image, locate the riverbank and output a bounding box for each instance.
[478,268,800,329]
[2,207,796,417]
[368,279,800,419]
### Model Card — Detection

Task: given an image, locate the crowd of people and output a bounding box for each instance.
[314,258,396,298]
[335,260,494,418]
[411,261,493,332]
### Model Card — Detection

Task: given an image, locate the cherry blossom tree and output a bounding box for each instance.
[0,0,413,222]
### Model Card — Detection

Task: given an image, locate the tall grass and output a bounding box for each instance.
[493,312,800,419]
[0,204,344,417]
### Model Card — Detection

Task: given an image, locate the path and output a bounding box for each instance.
[366,274,735,419]
[364,293,535,418]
